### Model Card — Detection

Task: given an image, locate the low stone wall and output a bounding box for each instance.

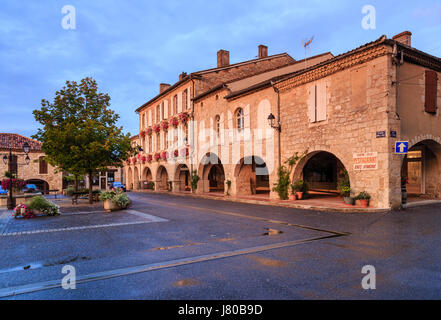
[0,193,42,208]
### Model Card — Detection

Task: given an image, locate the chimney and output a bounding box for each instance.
[392,31,412,47]
[217,50,230,68]
[258,45,268,59]
[179,72,187,81]
[159,83,171,93]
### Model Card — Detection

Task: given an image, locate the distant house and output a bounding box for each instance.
[0,133,63,193]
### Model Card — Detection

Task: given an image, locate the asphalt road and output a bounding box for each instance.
[0,192,440,300]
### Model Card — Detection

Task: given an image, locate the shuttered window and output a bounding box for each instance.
[425,70,438,114]
[308,82,327,123]
[39,156,48,174]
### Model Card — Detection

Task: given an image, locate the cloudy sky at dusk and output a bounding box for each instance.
[1,0,440,138]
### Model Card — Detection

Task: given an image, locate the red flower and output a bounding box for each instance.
[147,154,153,162]
[140,130,146,138]
[160,151,168,160]
[178,112,189,123]
[154,153,160,161]
[161,120,169,131]
[141,156,147,164]
[174,149,179,157]
[169,117,179,127]
[153,124,160,133]
[146,127,153,136]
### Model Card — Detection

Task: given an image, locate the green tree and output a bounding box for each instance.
[33,77,136,203]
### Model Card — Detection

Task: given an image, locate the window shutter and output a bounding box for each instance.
[178,92,183,113]
[164,100,169,119]
[308,85,316,122]
[425,70,438,113]
[317,82,327,121]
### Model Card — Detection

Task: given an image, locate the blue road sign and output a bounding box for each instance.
[395,141,409,154]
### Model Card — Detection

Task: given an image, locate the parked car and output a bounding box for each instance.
[111,182,126,192]
[0,186,8,195]
[23,184,38,193]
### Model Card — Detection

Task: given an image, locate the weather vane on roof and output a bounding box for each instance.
[302,36,314,68]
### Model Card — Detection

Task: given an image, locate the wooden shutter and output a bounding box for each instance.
[308,85,316,122]
[317,82,327,121]
[39,157,48,174]
[425,70,438,113]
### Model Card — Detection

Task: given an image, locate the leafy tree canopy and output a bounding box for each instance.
[33,77,136,201]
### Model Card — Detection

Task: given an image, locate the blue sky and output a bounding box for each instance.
[1,0,441,138]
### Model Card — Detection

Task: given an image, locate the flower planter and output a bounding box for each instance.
[296,192,303,200]
[290,194,297,201]
[359,199,369,207]
[103,199,125,212]
[343,196,354,205]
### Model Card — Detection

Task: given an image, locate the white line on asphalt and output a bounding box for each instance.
[0,233,343,298]
[0,219,167,237]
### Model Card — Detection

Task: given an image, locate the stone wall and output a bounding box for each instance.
[0,151,63,191]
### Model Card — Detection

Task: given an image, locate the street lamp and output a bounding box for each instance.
[3,141,31,210]
[267,113,281,131]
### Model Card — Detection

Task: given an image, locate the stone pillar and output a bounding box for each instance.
[172,180,181,193]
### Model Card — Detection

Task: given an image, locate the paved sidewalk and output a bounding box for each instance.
[133,190,390,213]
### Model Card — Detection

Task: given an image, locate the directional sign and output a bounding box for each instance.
[395,141,409,154]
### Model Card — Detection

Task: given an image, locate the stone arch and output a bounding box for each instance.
[234,156,270,195]
[142,166,153,190]
[127,167,133,190]
[143,166,153,181]
[198,152,225,193]
[174,163,191,192]
[156,165,169,191]
[292,150,351,194]
[133,166,139,190]
[401,138,441,198]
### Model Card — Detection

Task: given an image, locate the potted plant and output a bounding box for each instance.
[340,186,354,205]
[146,127,153,136]
[190,170,200,193]
[100,189,130,212]
[291,180,308,200]
[355,191,371,207]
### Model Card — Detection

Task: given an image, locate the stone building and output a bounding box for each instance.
[125,31,441,209]
[0,133,63,192]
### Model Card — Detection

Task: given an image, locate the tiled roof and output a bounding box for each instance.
[135,53,295,113]
[0,133,42,152]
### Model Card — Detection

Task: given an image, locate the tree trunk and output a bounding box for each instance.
[74,175,79,192]
[88,172,93,204]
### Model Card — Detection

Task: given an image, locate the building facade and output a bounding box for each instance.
[0,133,63,192]
[125,32,441,209]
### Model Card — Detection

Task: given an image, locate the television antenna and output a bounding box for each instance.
[302,36,314,69]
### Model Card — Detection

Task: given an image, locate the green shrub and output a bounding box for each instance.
[190,171,200,191]
[337,169,350,196]
[28,196,60,216]
[291,180,308,193]
[355,191,371,200]
[273,166,290,200]
[66,186,75,196]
